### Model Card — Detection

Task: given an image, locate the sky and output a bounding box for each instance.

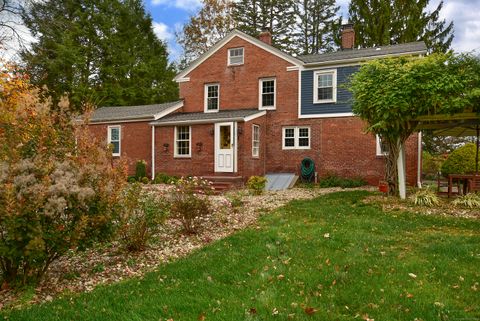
[2,0,480,62]
[145,0,480,61]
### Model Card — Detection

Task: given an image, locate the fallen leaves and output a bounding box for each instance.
[304,306,318,315]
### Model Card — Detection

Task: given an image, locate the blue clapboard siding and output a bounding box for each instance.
[301,65,360,116]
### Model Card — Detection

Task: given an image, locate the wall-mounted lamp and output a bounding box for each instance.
[196,142,203,152]
[163,143,169,152]
[237,127,243,135]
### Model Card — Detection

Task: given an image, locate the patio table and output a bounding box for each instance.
[447,174,476,197]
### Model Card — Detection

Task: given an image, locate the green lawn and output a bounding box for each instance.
[3,191,480,320]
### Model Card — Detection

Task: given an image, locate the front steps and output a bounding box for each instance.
[201,175,244,193]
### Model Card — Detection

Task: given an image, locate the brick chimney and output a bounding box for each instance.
[258,28,272,45]
[341,23,355,50]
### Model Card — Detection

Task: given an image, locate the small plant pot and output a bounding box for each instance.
[378,181,388,193]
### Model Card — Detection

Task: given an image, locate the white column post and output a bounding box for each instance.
[151,125,155,180]
[397,139,406,199]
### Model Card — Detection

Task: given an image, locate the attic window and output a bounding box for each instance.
[228,47,244,66]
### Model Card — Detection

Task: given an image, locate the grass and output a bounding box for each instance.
[3,191,480,320]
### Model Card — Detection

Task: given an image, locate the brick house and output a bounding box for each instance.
[89,26,426,186]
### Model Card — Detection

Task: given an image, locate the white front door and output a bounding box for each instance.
[214,122,235,173]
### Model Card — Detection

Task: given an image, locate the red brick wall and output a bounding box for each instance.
[88,121,152,177]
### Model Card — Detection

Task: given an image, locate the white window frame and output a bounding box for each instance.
[228,47,244,66]
[282,126,310,150]
[259,78,276,110]
[252,124,260,157]
[204,83,220,113]
[174,126,191,158]
[313,69,337,104]
[376,134,389,156]
[107,125,121,156]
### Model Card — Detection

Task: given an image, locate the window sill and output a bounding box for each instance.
[282,147,311,150]
[259,106,276,111]
[228,63,244,67]
[313,99,336,104]
[204,110,219,113]
[174,155,192,159]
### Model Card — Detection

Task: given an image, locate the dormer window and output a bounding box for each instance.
[204,83,219,112]
[228,47,244,66]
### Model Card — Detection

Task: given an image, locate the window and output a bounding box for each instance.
[282,127,310,149]
[204,84,219,112]
[252,125,260,157]
[107,126,121,156]
[314,70,337,103]
[175,126,191,157]
[228,47,244,65]
[376,134,389,156]
[259,78,276,110]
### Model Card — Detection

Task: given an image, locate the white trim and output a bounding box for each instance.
[287,66,300,71]
[214,122,235,173]
[376,134,389,156]
[303,50,427,68]
[174,29,302,81]
[228,47,244,66]
[204,83,220,113]
[417,131,422,188]
[282,126,311,150]
[244,110,267,122]
[297,68,303,119]
[107,125,121,157]
[252,124,260,158]
[298,112,354,119]
[303,61,362,70]
[153,101,184,120]
[151,126,155,180]
[177,77,190,83]
[92,118,152,125]
[174,125,191,158]
[258,78,276,110]
[313,69,337,104]
[397,140,407,199]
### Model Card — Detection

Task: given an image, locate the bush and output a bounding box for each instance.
[141,176,150,184]
[422,151,445,179]
[246,176,267,195]
[153,173,179,184]
[118,183,169,251]
[135,160,147,180]
[226,192,244,213]
[452,193,480,209]
[409,188,440,207]
[170,177,213,234]
[319,174,367,188]
[441,143,478,176]
[128,176,137,183]
[0,69,127,286]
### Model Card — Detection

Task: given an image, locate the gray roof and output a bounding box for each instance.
[298,41,427,64]
[89,100,183,123]
[151,109,264,125]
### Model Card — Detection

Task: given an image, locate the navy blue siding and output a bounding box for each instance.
[301,65,359,115]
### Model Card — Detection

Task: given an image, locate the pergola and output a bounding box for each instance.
[396,112,480,199]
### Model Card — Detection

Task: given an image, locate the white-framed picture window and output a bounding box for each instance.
[228,47,244,66]
[175,126,191,157]
[314,69,337,104]
[376,134,389,156]
[204,83,219,112]
[282,127,310,149]
[107,125,121,156]
[259,78,276,110]
[252,125,260,157]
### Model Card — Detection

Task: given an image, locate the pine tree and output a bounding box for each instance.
[21,0,178,112]
[294,0,341,55]
[348,0,453,52]
[176,0,236,65]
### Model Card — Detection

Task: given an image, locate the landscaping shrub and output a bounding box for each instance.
[409,188,440,207]
[153,173,179,184]
[319,174,367,188]
[118,183,169,251]
[452,193,480,209]
[246,176,267,195]
[422,151,445,179]
[128,176,137,183]
[135,160,147,180]
[441,143,478,176]
[0,68,127,286]
[141,176,150,184]
[170,177,213,234]
[226,192,244,213]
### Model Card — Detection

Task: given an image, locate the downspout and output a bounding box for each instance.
[151,125,155,180]
[417,131,422,188]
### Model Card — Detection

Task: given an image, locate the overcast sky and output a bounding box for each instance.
[3,0,480,62]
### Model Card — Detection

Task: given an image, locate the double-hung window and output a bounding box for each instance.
[314,70,337,103]
[205,83,219,112]
[282,127,310,149]
[252,125,260,157]
[175,126,191,157]
[228,47,244,65]
[259,78,276,110]
[107,125,121,156]
[376,134,389,156]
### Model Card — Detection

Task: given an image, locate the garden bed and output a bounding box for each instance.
[0,185,372,310]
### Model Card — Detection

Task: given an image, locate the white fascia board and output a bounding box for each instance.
[90,118,153,124]
[174,29,303,81]
[298,112,354,119]
[153,101,184,120]
[302,50,427,69]
[244,110,267,122]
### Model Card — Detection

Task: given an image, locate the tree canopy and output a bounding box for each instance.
[21,0,178,112]
[348,0,454,53]
[350,53,480,194]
